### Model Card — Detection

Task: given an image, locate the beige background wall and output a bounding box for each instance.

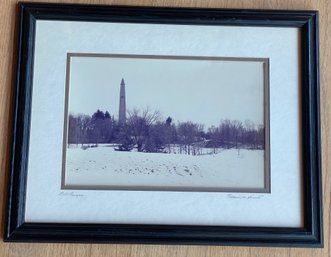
[0,0,329,256]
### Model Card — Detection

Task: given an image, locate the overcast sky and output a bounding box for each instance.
[68,55,265,129]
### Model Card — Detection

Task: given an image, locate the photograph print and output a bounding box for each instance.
[62,53,270,192]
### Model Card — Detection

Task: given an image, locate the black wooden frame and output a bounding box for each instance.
[4,2,322,247]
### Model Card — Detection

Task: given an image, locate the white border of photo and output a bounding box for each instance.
[25,20,302,227]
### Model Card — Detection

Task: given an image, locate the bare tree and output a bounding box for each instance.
[67,114,90,147]
[127,107,160,152]
[177,122,204,155]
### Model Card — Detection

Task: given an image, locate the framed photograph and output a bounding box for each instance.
[63,53,270,192]
[5,3,322,246]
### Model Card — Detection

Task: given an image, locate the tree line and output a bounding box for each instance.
[68,108,264,155]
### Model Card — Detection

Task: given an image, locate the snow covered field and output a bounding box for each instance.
[64,145,265,190]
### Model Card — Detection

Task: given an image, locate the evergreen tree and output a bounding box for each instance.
[105,111,111,119]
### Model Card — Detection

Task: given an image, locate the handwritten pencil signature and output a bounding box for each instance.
[59,192,85,198]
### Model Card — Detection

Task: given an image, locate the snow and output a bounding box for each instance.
[64,145,265,190]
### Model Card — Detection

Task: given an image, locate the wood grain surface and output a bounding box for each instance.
[0,0,329,256]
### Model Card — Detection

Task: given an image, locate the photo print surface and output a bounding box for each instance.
[62,54,270,192]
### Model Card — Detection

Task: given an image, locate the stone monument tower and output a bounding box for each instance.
[118,78,126,125]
